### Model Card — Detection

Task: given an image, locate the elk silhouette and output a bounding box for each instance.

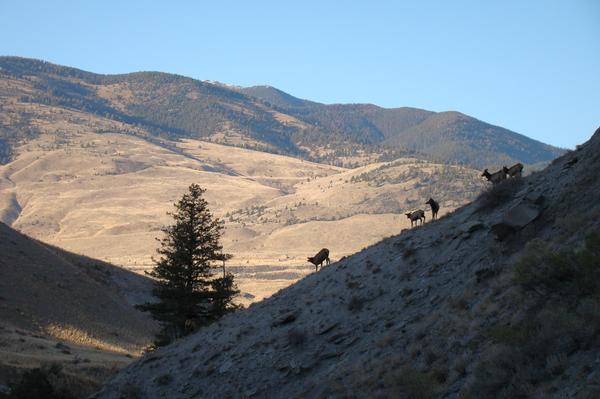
[425,198,439,220]
[308,248,330,272]
[503,163,524,178]
[481,168,507,184]
[405,209,426,227]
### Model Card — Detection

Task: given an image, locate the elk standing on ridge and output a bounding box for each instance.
[405,209,426,227]
[481,168,507,184]
[503,163,524,178]
[308,248,330,272]
[425,198,439,220]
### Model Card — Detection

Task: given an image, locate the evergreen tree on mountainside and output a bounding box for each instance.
[211,268,241,319]
[137,184,239,346]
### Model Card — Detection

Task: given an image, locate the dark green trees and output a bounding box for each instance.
[137,184,239,346]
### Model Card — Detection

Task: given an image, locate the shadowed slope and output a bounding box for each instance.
[0,222,158,396]
[0,221,155,350]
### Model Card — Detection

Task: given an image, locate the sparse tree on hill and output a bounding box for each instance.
[137,184,239,346]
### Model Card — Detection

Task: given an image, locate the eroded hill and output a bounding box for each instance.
[94,128,600,398]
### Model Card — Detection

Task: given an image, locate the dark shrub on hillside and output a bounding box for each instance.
[322,361,439,399]
[382,367,439,399]
[514,232,600,297]
[476,178,524,212]
[7,368,74,399]
[471,302,597,398]
[466,231,600,398]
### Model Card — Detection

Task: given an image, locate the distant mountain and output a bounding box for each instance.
[240,85,318,109]
[240,85,564,167]
[0,57,304,157]
[0,56,563,168]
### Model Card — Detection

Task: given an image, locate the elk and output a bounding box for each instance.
[308,248,330,272]
[481,168,507,184]
[425,198,439,220]
[503,163,524,178]
[405,209,426,227]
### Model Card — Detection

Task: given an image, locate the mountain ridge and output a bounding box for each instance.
[0,56,564,168]
[240,85,563,166]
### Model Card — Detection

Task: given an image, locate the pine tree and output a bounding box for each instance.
[211,264,241,319]
[137,184,239,346]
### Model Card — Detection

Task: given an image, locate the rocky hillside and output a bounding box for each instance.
[94,127,600,399]
[0,56,563,168]
[0,222,156,397]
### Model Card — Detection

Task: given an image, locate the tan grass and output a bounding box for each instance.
[0,108,481,304]
[46,324,142,356]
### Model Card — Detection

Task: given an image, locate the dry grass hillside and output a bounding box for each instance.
[0,222,157,397]
[0,98,486,304]
[94,128,600,399]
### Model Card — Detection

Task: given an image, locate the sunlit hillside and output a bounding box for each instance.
[0,100,486,303]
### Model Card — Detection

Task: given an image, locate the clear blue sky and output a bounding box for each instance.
[1,1,598,148]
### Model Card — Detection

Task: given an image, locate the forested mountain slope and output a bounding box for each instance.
[241,85,564,167]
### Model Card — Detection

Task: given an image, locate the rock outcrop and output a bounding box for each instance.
[491,202,541,240]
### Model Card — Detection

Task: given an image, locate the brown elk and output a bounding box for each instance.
[503,163,524,178]
[425,198,439,220]
[405,209,426,227]
[308,248,330,272]
[481,168,507,184]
